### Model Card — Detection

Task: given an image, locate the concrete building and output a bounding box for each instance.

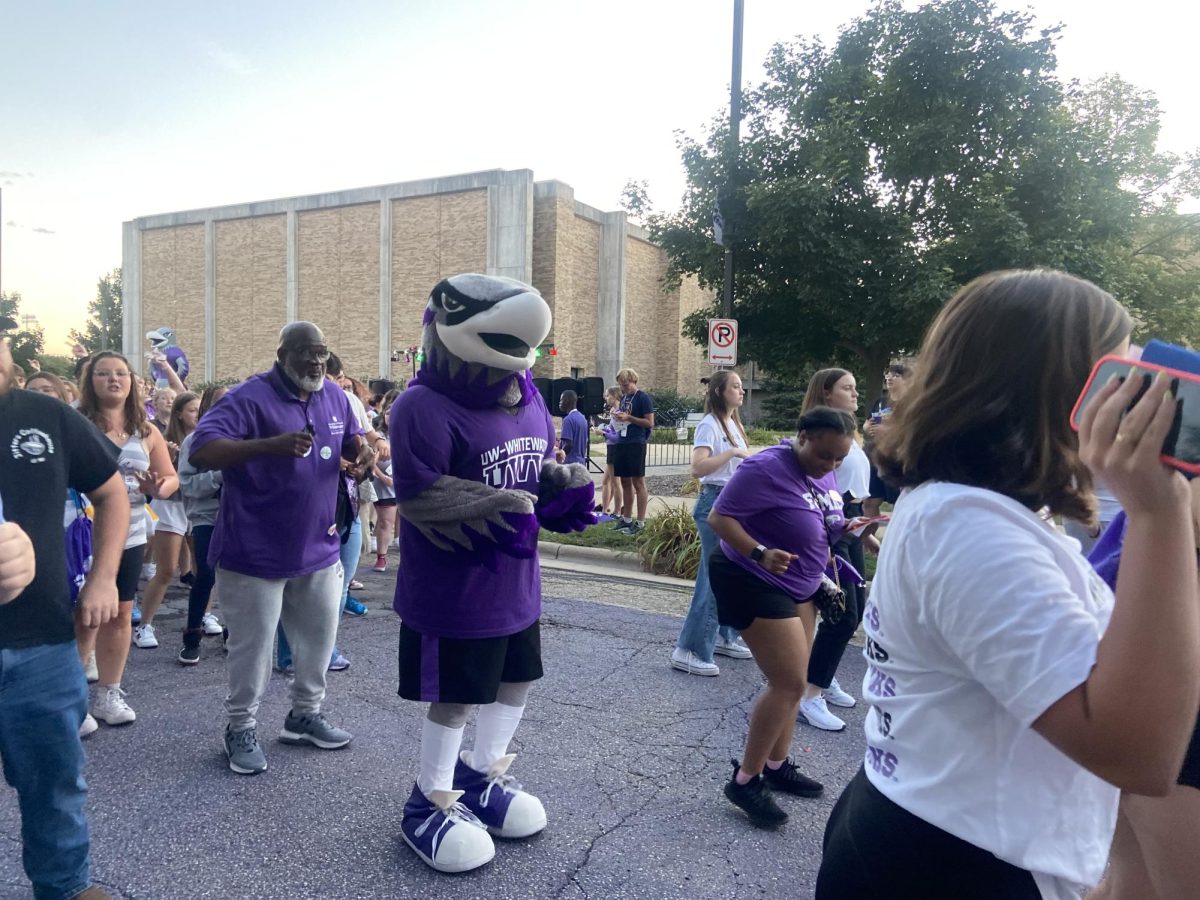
[122,168,713,394]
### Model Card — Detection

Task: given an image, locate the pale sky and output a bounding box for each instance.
[3,0,1197,352]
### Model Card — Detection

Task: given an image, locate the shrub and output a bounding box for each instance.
[649,426,695,444]
[745,427,787,446]
[646,387,702,428]
[637,503,700,579]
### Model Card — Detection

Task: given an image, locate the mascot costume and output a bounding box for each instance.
[389,274,595,873]
[146,326,190,387]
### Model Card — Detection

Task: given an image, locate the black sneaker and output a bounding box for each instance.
[178,644,200,666]
[723,760,787,828]
[762,757,823,798]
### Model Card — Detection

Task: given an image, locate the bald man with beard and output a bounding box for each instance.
[190,322,375,775]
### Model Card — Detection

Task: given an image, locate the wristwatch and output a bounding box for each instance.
[749,545,767,563]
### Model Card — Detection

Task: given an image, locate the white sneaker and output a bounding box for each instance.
[670,647,719,677]
[799,696,846,732]
[92,686,136,725]
[823,677,857,709]
[713,635,753,659]
[79,713,99,739]
[202,613,223,636]
[83,651,99,683]
[133,624,158,649]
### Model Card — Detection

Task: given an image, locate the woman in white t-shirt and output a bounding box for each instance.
[816,270,1200,899]
[670,370,752,675]
[796,369,879,732]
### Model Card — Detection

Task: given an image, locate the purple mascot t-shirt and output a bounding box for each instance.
[390,384,556,639]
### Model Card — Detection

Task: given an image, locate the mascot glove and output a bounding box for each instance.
[536,482,597,534]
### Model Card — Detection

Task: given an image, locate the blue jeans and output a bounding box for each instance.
[277,518,360,669]
[0,641,91,899]
[675,485,738,662]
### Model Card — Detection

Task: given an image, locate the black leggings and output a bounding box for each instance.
[816,768,1040,899]
[807,502,866,690]
[183,525,216,647]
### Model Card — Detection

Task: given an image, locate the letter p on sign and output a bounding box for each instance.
[708,319,738,367]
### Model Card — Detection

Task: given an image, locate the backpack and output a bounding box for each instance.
[65,490,93,604]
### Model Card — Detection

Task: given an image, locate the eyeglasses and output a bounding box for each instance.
[286,345,330,363]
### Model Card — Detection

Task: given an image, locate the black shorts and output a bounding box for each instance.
[1180,714,1200,789]
[868,467,901,505]
[116,545,145,602]
[611,442,647,479]
[817,767,1040,899]
[708,549,801,631]
[374,498,397,508]
[398,620,543,705]
[605,443,617,466]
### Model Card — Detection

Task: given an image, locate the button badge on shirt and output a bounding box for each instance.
[320,446,332,459]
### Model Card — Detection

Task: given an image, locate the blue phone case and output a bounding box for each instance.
[1140,339,1200,376]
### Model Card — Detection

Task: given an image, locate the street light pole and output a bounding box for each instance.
[722,0,744,320]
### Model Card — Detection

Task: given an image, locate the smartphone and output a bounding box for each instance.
[1070,355,1197,474]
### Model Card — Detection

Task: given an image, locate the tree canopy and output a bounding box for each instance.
[69,268,123,354]
[638,0,1200,380]
[0,292,45,371]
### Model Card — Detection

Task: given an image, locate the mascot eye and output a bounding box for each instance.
[441,293,464,313]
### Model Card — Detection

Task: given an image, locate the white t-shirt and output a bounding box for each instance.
[692,414,748,486]
[835,440,871,500]
[344,390,373,433]
[861,482,1117,899]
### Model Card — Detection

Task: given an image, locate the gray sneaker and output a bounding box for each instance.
[279,710,353,750]
[224,726,267,775]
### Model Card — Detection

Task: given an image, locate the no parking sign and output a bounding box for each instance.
[707,318,738,367]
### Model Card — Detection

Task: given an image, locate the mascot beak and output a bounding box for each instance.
[146,329,165,347]
[437,289,552,373]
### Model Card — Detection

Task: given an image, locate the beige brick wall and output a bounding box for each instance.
[539,204,600,382]
[390,190,488,382]
[530,193,559,381]
[623,236,669,391]
[214,215,287,380]
[676,274,713,397]
[141,224,206,381]
[297,204,380,381]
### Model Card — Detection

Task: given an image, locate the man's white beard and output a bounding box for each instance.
[284,361,325,393]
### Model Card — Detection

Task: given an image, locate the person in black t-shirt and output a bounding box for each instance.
[0,333,129,900]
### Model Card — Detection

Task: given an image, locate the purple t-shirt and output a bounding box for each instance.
[714,442,846,600]
[390,384,555,639]
[560,409,589,466]
[190,366,362,579]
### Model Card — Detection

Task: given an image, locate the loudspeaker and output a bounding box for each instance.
[531,378,553,411]
[579,377,606,416]
[551,377,584,414]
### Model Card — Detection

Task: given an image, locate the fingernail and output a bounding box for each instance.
[1129,365,1140,379]
[1156,369,1169,383]
[1106,373,1120,386]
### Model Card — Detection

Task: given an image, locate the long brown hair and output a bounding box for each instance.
[24,371,70,401]
[198,384,229,419]
[704,370,748,447]
[802,368,853,416]
[165,392,199,446]
[874,269,1132,523]
[79,351,150,438]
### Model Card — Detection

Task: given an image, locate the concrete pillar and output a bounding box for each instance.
[121,221,142,374]
[378,198,392,378]
[204,219,216,382]
[486,170,534,283]
[597,211,627,386]
[286,208,298,323]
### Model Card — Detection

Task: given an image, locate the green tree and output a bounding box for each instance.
[0,291,46,371]
[69,268,123,353]
[643,0,1200,379]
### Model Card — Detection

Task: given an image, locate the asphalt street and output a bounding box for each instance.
[0,559,871,900]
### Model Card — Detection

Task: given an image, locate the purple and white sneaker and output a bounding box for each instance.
[454,752,547,839]
[400,783,494,873]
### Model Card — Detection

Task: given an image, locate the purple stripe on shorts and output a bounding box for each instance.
[420,633,440,702]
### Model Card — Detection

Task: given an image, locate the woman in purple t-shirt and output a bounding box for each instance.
[708,406,859,827]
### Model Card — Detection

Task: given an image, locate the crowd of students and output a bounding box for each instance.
[2,267,1199,899]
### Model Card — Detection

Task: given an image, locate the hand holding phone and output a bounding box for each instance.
[1074,356,1190,517]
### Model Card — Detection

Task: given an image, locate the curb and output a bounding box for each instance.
[538,540,642,572]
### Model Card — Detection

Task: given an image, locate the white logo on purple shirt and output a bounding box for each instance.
[480,436,549,489]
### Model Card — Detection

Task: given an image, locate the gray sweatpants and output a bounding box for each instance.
[216,561,343,731]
